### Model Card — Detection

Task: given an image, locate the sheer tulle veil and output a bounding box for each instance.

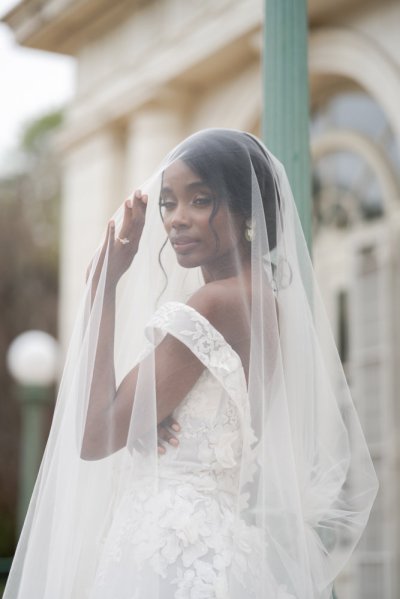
[4,129,378,599]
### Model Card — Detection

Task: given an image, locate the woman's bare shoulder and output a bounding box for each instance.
[187,278,251,346]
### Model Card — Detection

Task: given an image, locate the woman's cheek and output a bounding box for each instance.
[162,215,172,233]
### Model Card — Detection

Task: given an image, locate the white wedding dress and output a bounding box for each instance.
[88,302,277,599]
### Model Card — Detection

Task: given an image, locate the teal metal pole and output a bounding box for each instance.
[262,0,312,254]
[17,384,51,532]
[263,9,337,598]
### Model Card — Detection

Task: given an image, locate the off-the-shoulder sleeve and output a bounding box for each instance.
[144,301,247,402]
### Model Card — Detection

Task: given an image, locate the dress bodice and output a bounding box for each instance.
[146,302,253,497]
[158,369,243,496]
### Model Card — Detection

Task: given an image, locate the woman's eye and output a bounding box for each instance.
[160,200,176,211]
[193,197,212,206]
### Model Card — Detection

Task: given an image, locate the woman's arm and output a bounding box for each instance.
[81,294,207,460]
[81,193,146,459]
[81,192,206,460]
[83,281,251,461]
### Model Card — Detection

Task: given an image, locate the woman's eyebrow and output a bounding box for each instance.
[160,181,210,195]
[185,180,209,190]
[160,185,173,195]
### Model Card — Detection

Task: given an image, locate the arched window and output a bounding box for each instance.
[312,90,400,235]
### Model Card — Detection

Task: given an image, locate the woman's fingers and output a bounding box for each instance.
[166,416,180,432]
[162,415,180,436]
[100,190,147,284]
[157,420,179,447]
[120,198,132,231]
[157,442,166,455]
[118,190,147,242]
[108,220,115,244]
[157,415,181,454]
[132,189,148,212]
[157,416,179,447]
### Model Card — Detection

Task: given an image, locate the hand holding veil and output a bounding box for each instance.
[4,129,378,599]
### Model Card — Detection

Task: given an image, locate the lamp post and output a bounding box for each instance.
[263,0,312,254]
[6,330,59,532]
[262,4,338,598]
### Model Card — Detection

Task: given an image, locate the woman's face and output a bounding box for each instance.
[160,159,245,271]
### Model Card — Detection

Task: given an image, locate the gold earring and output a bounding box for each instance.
[244,218,255,242]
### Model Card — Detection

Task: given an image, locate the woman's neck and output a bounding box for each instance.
[201,250,251,283]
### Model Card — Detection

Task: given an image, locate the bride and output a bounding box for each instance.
[4,129,378,599]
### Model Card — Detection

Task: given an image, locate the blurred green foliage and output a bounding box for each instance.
[21,111,63,154]
[0,109,63,558]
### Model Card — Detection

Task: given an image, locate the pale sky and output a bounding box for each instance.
[0,0,75,173]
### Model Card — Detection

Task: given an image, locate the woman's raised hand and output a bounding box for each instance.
[106,190,148,285]
[88,190,148,289]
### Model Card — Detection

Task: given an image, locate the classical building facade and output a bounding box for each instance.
[3,0,400,597]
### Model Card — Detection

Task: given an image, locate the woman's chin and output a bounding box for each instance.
[175,254,201,269]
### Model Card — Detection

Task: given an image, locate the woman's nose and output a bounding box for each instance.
[171,205,190,228]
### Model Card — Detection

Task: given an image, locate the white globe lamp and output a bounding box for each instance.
[7,330,59,387]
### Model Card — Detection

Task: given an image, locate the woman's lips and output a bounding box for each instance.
[171,237,199,253]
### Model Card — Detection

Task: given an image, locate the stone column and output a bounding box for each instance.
[59,127,125,349]
[263,0,312,252]
[124,105,185,195]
